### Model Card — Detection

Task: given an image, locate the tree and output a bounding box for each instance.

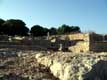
[0,19,5,25]
[30,25,45,36]
[2,19,29,36]
[43,28,49,36]
[0,19,5,34]
[70,26,81,32]
[49,27,57,35]
[57,24,71,34]
[57,24,81,34]
[0,18,81,36]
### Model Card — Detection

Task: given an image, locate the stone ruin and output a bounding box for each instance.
[0,32,107,53]
[48,32,107,53]
[67,32,107,53]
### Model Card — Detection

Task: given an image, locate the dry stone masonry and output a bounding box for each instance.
[35,52,107,80]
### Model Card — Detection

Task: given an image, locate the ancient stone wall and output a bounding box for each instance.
[67,33,90,41]
[90,42,107,52]
[0,33,107,52]
[89,33,107,52]
[90,33,104,42]
[66,33,90,53]
[67,33,107,52]
[68,41,89,53]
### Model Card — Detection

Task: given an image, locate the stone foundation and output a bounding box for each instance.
[68,41,89,53]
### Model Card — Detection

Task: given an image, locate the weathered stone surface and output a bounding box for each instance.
[68,41,89,53]
[36,52,107,80]
[84,60,107,80]
[0,51,59,80]
[67,33,89,41]
[1,50,107,80]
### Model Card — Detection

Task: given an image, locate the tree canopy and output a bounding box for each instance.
[49,27,57,35]
[1,19,29,36]
[30,25,45,36]
[0,18,81,37]
[57,24,81,34]
[0,19,5,34]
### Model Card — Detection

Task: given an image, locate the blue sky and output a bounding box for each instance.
[0,0,107,33]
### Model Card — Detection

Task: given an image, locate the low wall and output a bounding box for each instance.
[90,42,107,52]
[0,40,70,51]
[67,33,90,41]
[90,33,104,42]
[68,41,89,53]
[0,35,9,41]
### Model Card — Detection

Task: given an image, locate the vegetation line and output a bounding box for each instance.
[0,18,81,36]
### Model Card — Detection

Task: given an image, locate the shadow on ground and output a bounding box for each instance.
[0,73,29,80]
[83,60,107,80]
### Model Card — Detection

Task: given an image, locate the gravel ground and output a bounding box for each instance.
[0,51,59,80]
